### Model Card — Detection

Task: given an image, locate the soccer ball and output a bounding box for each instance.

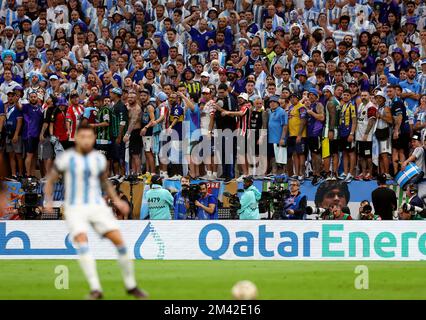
[231,280,258,300]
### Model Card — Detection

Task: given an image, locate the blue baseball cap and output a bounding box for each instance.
[392,47,403,55]
[111,87,122,95]
[56,97,68,106]
[295,70,307,78]
[153,31,163,37]
[351,67,363,74]
[156,91,168,102]
[308,88,319,96]
[269,95,280,103]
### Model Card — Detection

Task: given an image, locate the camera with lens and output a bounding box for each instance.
[359,204,374,220]
[223,191,242,219]
[18,177,42,220]
[181,184,201,219]
[401,203,424,216]
[305,206,330,220]
[260,183,291,219]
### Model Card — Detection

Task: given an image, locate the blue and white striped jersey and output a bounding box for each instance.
[54,149,107,207]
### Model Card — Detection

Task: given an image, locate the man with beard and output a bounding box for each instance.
[19,91,43,177]
[167,91,185,178]
[123,91,142,174]
[400,66,421,121]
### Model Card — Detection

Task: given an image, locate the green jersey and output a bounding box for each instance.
[97,106,111,144]
[323,97,341,139]
[145,185,174,220]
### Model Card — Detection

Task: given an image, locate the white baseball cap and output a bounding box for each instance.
[238,93,249,101]
[202,87,211,94]
[201,71,210,78]
[375,91,386,99]
[322,85,334,95]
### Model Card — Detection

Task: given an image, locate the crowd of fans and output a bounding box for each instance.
[0,0,426,187]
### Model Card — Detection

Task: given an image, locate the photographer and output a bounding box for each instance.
[237,176,261,220]
[359,200,381,220]
[327,205,352,220]
[406,184,424,209]
[173,176,191,220]
[145,175,174,220]
[282,180,307,219]
[195,182,218,220]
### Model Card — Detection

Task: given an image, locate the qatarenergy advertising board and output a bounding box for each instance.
[1,221,426,260]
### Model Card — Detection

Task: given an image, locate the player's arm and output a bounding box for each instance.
[100,170,130,215]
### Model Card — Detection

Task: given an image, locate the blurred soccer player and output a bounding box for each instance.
[44,124,147,300]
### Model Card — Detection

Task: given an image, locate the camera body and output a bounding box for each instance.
[181,184,201,219]
[260,183,291,219]
[18,177,42,220]
[358,204,374,220]
[223,191,242,219]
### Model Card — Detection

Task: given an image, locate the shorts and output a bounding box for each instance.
[64,203,119,238]
[38,138,54,160]
[392,132,410,151]
[322,138,339,157]
[287,136,306,155]
[5,136,23,153]
[307,136,321,154]
[111,140,125,161]
[378,138,392,155]
[339,137,355,151]
[142,136,153,152]
[23,137,39,154]
[356,141,372,157]
[129,129,142,155]
[96,144,112,160]
[185,140,200,155]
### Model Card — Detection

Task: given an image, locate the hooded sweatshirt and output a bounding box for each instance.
[238,185,261,220]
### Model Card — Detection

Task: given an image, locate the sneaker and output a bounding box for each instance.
[199,174,211,180]
[86,290,103,300]
[236,175,246,182]
[290,175,298,180]
[344,173,353,183]
[169,175,182,180]
[127,287,149,300]
[311,175,319,186]
[338,173,347,180]
[297,175,304,183]
[355,174,364,181]
[363,174,372,181]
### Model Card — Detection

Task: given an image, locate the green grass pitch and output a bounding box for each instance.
[1,260,426,300]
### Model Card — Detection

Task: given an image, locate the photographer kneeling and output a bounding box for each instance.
[282,180,307,219]
[359,200,381,220]
[195,182,218,220]
[237,176,261,220]
[173,176,191,220]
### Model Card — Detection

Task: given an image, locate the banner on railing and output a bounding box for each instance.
[1,221,426,260]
